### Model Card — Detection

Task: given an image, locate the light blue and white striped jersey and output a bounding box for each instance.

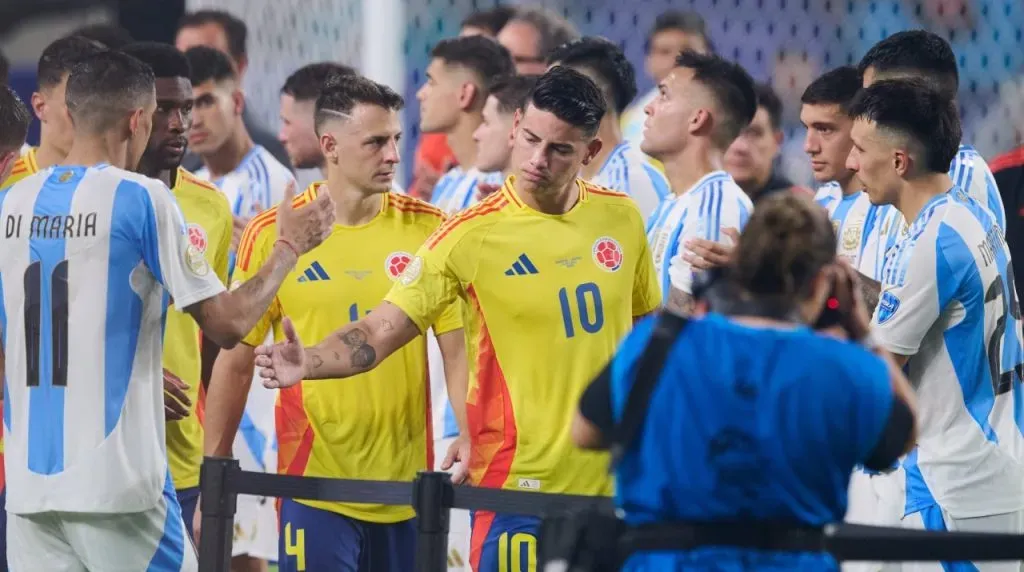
[814,182,895,280]
[592,141,671,220]
[872,191,1024,518]
[429,166,503,214]
[195,145,296,219]
[645,170,753,296]
[0,165,226,514]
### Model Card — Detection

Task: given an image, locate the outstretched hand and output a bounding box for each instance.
[254,317,308,389]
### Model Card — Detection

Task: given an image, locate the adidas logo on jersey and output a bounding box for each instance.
[504,254,539,276]
[297,261,331,282]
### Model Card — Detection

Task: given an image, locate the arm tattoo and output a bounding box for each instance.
[380,319,394,332]
[310,353,324,370]
[666,287,696,316]
[338,327,377,368]
[858,272,882,313]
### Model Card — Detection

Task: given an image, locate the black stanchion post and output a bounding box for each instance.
[413,471,454,572]
[198,457,241,572]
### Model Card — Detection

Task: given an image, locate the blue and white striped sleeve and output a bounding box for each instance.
[666,184,749,294]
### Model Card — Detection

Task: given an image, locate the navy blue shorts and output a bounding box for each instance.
[470,511,541,572]
[175,487,200,544]
[278,499,415,572]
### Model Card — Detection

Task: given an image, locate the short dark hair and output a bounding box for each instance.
[178,10,248,61]
[848,78,960,174]
[800,66,863,112]
[0,86,31,153]
[754,83,783,130]
[184,46,237,85]
[508,6,580,59]
[282,62,357,102]
[547,37,637,115]
[121,42,191,80]
[528,66,605,137]
[858,30,959,98]
[314,75,404,135]
[430,36,514,102]
[460,6,515,36]
[647,10,713,54]
[675,50,757,147]
[489,74,539,115]
[69,24,134,49]
[65,51,155,134]
[37,36,107,90]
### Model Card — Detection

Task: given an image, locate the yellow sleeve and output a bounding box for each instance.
[431,298,463,335]
[234,215,282,346]
[211,200,233,287]
[384,233,466,334]
[632,228,662,315]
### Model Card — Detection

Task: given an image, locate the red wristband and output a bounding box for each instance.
[275,238,300,259]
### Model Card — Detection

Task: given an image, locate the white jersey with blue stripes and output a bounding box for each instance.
[195,145,295,218]
[591,141,670,220]
[872,190,1024,518]
[0,165,226,514]
[645,170,753,296]
[429,166,503,215]
[814,181,895,280]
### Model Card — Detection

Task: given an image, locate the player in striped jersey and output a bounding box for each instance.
[419,36,514,214]
[0,83,31,572]
[0,50,335,572]
[2,36,107,188]
[639,50,756,312]
[547,37,671,220]
[183,45,296,565]
[850,80,1024,571]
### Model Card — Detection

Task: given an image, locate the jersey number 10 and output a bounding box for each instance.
[558,282,605,338]
[23,261,70,388]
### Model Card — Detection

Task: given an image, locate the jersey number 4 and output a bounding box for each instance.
[558,282,605,338]
[23,261,70,388]
[986,266,1024,395]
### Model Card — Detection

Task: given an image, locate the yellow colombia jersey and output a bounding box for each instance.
[3,146,39,187]
[385,177,662,497]
[235,183,462,523]
[164,167,233,491]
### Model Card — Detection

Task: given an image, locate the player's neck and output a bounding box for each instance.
[898,172,955,224]
[838,173,861,197]
[446,117,480,170]
[518,178,579,215]
[35,135,66,170]
[580,116,622,180]
[203,127,254,179]
[663,143,723,196]
[325,173,384,226]
[62,134,129,169]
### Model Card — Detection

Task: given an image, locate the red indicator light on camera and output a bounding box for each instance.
[827,297,840,310]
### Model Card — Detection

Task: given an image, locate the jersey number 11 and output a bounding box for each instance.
[23,260,70,388]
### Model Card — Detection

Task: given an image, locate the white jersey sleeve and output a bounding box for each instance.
[593,142,671,220]
[950,145,1005,230]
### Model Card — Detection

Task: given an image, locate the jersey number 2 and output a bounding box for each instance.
[23,261,70,388]
[558,282,604,338]
[986,266,1024,395]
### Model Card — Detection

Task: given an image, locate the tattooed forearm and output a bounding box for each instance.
[338,327,377,368]
[857,272,882,313]
[666,287,696,316]
[301,304,422,381]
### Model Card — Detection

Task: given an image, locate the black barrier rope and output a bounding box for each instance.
[197,457,1024,572]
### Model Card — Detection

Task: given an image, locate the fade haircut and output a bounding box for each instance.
[184,46,237,86]
[547,37,637,115]
[314,75,404,135]
[37,36,107,90]
[754,83,783,130]
[489,74,539,115]
[0,86,31,152]
[461,6,515,36]
[647,10,714,54]
[528,66,605,138]
[848,78,960,174]
[69,24,134,49]
[65,51,155,134]
[178,10,248,61]
[675,50,757,148]
[800,66,863,112]
[121,42,192,80]
[430,36,514,102]
[282,62,357,102]
[858,30,959,98]
[508,6,579,60]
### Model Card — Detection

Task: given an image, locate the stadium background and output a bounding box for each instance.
[1,0,1022,189]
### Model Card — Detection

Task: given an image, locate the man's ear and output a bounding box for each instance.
[30,92,45,122]
[581,137,604,165]
[319,132,338,163]
[458,81,479,112]
[128,107,144,137]
[233,88,246,116]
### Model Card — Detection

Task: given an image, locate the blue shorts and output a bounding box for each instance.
[278,499,415,572]
[470,512,541,572]
[176,487,200,544]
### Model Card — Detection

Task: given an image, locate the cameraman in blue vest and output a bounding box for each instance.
[573,193,917,570]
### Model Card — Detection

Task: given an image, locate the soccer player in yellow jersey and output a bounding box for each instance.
[3,36,107,187]
[204,76,466,571]
[256,67,662,571]
[122,42,234,542]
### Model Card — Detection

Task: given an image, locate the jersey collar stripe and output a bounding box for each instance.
[425,199,506,249]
